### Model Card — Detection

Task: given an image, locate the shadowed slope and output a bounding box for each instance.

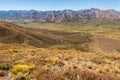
[0,21,92,51]
[0,21,25,43]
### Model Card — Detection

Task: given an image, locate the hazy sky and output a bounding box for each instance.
[0,0,120,11]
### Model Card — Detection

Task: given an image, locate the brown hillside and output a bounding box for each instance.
[1,21,119,52]
[0,21,92,51]
[0,21,26,44]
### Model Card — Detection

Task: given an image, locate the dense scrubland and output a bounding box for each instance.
[0,21,120,80]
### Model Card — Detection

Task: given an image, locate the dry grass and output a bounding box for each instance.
[0,48,120,80]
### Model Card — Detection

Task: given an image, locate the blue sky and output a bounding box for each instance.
[0,0,120,11]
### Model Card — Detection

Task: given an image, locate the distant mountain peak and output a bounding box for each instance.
[0,8,120,23]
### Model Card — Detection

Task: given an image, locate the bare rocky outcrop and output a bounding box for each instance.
[0,8,120,23]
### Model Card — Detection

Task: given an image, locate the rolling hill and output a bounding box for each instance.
[0,21,120,53]
[0,21,92,51]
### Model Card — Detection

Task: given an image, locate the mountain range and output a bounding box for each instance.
[0,8,120,23]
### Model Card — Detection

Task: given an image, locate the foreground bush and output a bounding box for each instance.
[0,63,12,70]
[11,64,35,74]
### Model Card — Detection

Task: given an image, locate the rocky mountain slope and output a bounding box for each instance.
[0,8,120,22]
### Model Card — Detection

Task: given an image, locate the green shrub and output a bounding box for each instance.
[49,57,58,65]
[0,63,12,70]
[11,64,35,74]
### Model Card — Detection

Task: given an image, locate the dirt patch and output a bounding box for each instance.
[91,36,120,53]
